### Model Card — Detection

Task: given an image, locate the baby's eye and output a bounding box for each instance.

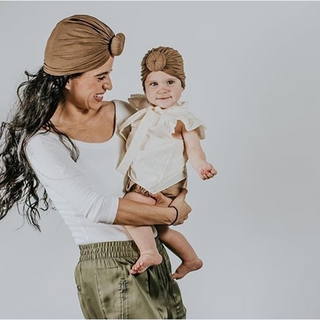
[167,80,175,85]
[150,82,158,86]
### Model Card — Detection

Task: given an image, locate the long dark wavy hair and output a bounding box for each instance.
[0,67,79,231]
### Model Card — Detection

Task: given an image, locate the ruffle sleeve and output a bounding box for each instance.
[127,94,150,110]
[166,102,206,139]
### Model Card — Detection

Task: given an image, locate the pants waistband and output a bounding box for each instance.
[79,240,141,261]
[78,238,164,261]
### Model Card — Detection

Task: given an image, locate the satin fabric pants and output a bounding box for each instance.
[74,238,186,319]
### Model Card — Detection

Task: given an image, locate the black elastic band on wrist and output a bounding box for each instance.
[169,205,179,226]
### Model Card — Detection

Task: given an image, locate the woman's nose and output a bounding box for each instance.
[102,79,112,91]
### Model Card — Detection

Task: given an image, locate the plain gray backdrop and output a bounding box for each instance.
[0,1,320,319]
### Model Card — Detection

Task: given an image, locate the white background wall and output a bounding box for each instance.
[0,1,320,319]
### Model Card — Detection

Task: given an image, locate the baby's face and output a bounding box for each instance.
[144,71,184,109]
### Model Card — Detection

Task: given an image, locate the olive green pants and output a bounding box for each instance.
[74,238,186,319]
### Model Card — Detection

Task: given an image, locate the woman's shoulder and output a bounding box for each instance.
[25,131,73,171]
[26,131,66,153]
[111,99,137,125]
[112,99,136,112]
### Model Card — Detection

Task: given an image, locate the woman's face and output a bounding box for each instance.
[144,71,184,108]
[64,57,114,111]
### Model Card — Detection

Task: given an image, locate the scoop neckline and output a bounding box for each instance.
[71,133,117,149]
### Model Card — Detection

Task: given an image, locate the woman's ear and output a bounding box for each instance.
[65,79,71,90]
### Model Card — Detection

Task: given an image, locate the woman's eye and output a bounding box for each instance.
[98,76,106,81]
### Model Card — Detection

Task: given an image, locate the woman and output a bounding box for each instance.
[0,14,190,319]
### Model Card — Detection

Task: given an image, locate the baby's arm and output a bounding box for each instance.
[180,123,217,180]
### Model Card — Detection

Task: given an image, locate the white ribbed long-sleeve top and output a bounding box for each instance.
[25,100,135,245]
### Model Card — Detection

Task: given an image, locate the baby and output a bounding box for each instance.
[117,46,217,279]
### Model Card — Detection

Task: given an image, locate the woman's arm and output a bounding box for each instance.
[114,188,190,226]
[26,133,190,227]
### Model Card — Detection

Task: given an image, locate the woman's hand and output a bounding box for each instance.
[152,189,191,226]
[151,192,172,207]
[169,189,191,225]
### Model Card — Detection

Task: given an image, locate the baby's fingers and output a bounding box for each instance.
[201,169,217,180]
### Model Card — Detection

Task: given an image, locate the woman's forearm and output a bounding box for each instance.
[114,198,175,225]
[114,189,190,226]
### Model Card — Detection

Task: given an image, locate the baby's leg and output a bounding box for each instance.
[124,192,162,274]
[157,225,203,280]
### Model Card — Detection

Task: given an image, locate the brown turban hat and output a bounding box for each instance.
[44,14,125,76]
[141,46,186,90]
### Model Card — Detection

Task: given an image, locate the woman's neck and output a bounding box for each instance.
[51,101,115,142]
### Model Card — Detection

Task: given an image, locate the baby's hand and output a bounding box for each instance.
[198,163,217,180]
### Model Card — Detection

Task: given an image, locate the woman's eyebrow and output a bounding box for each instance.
[94,70,112,77]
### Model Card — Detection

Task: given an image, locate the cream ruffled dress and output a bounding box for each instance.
[117,95,206,194]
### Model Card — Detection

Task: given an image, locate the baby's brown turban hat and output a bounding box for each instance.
[141,46,186,90]
[44,14,125,76]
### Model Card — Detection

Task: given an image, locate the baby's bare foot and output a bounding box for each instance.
[171,258,203,280]
[130,252,163,275]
